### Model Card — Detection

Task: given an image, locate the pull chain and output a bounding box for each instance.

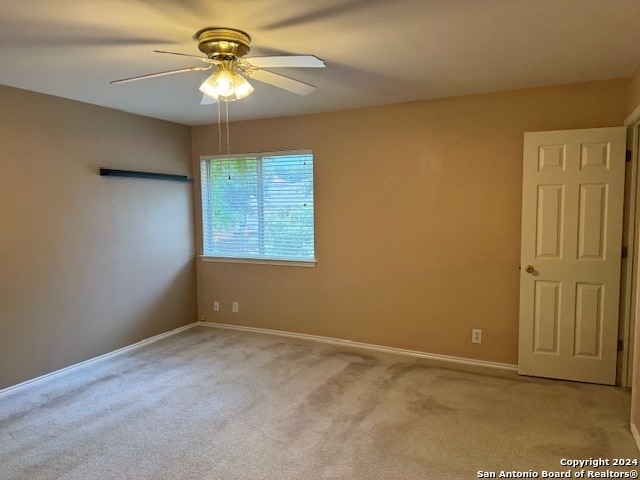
[226,101,231,179]
[215,99,232,180]
[217,100,222,153]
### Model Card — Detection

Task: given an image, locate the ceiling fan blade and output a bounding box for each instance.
[154,50,219,64]
[200,94,217,105]
[243,55,325,69]
[247,69,316,95]
[110,65,212,85]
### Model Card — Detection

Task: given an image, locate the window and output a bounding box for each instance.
[200,150,315,265]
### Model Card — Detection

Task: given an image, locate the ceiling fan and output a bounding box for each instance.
[110,27,325,104]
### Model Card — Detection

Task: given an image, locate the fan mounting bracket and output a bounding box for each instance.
[195,27,251,59]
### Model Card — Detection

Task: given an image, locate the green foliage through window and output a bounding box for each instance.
[200,151,315,262]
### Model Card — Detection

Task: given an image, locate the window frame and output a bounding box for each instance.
[199,150,317,267]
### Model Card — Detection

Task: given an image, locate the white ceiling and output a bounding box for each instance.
[1,0,640,126]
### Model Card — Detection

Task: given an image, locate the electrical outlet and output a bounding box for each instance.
[232,302,239,313]
[472,329,482,344]
[200,315,207,322]
[213,301,219,312]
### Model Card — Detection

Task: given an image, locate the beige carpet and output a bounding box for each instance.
[0,326,637,479]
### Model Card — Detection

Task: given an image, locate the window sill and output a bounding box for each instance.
[198,255,317,268]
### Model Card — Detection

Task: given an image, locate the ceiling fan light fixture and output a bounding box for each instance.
[111,26,324,104]
[233,74,254,99]
[199,74,220,99]
[199,68,254,102]
[214,70,235,96]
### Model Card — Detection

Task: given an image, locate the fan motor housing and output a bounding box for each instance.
[196,27,251,58]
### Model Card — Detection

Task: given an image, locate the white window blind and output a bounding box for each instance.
[200,151,315,263]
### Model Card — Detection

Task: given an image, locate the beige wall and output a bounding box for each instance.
[628,63,640,118]
[192,78,628,366]
[0,85,197,389]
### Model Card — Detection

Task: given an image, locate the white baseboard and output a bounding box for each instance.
[632,422,640,453]
[0,322,198,399]
[198,321,518,371]
[0,321,517,400]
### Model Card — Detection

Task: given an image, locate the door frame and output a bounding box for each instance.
[620,108,640,387]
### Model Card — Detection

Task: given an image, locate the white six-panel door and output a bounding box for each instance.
[518,127,626,385]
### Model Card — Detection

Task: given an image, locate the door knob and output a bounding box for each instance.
[524,265,535,273]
